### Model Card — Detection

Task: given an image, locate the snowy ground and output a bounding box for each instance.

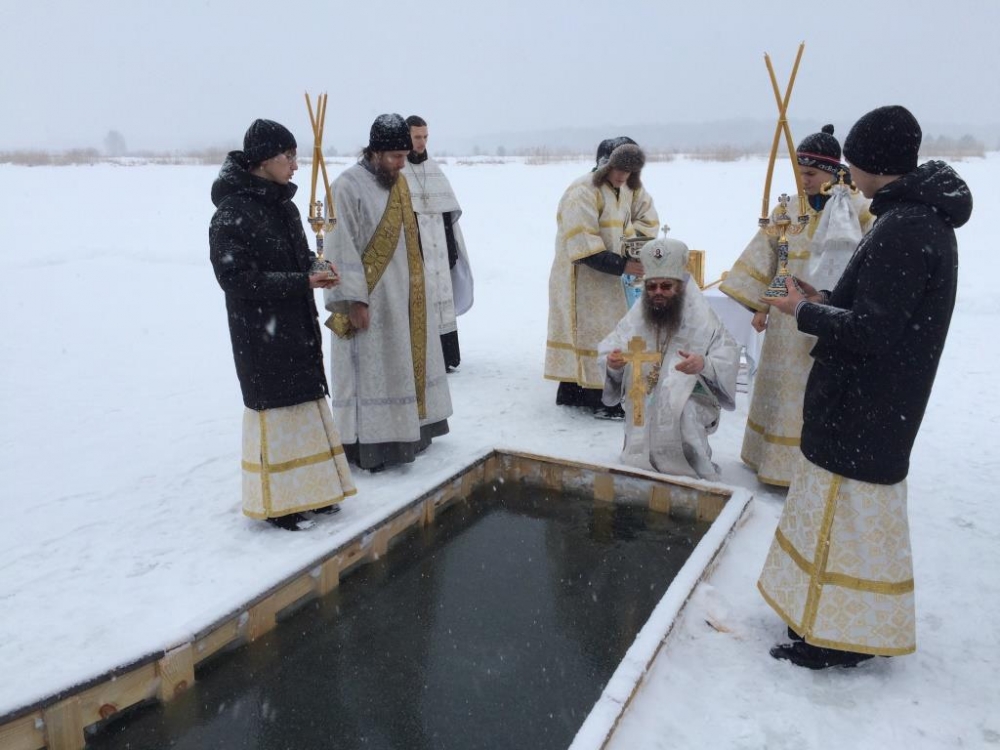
[1,154,998,748]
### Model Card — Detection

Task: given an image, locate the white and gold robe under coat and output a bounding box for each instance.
[758,456,916,656]
[242,399,357,519]
[545,174,658,388]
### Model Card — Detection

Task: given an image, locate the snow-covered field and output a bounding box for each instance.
[1,154,998,748]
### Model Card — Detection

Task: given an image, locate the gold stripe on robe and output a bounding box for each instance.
[242,399,357,519]
[757,455,916,656]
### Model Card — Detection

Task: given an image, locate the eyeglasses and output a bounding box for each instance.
[282,151,298,162]
[644,281,676,292]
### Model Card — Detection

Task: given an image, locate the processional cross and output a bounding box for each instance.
[621,336,663,427]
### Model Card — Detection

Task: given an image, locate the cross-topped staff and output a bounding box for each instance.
[758,43,809,297]
[620,336,664,427]
[305,92,337,278]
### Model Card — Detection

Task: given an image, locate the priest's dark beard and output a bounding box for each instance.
[374,164,399,190]
[642,287,684,337]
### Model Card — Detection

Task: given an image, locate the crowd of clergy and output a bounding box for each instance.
[210,104,972,671]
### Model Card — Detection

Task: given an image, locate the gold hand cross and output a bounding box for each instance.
[620,336,663,427]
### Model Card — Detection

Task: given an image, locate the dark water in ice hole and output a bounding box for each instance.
[87,480,710,750]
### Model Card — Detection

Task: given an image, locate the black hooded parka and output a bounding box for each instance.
[209,151,327,410]
[797,160,973,484]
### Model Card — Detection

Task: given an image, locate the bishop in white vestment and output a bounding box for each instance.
[599,238,739,480]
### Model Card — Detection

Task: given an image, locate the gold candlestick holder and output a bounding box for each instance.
[761,194,808,298]
[306,92,337,279]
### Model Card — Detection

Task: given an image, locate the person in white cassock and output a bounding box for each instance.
[599,237,740,480]
[323,114,452,473]
[545,142,659,418]
[210,119,356,530]
[720,125,872,487]
[402,115,474,372]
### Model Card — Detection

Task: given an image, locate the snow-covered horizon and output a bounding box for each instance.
[1,154,997,748]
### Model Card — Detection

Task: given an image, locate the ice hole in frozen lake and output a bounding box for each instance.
[37,451,747,750]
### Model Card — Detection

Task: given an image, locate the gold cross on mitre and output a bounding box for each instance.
[621,336,663,427]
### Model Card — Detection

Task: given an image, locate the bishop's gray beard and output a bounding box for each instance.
[642,287,684,337]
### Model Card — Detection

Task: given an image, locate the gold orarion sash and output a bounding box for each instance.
[327,176,427,418]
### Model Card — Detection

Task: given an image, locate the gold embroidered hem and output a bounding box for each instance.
[757,455,916,656]
[242,399,357,519]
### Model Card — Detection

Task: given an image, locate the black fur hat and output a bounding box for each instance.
[797,124,843,176]
[592,143,645,190]
[594,136,637,167]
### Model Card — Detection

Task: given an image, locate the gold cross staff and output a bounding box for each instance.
[620,336,663,427]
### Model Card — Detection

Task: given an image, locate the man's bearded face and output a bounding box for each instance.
[373,150,408,189]
[641,277,684,327]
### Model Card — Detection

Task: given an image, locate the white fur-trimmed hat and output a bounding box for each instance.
[640,237,689,281]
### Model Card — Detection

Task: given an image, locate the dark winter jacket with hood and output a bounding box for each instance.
[796,160,973,484]
[209,151,327,410]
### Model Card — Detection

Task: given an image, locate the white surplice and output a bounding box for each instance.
[402,156,473,335]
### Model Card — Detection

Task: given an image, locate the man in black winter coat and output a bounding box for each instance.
[756,105,973,669]
[210,119,356,530]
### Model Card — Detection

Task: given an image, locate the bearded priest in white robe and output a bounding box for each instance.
[402,115,474,372]
[599,238,740,480]
[545,143,659,417]
[323,114,452,472]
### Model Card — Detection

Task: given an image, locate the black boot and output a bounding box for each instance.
[311,504,341,516]
[266,512,309,531]
[769,640,874,670]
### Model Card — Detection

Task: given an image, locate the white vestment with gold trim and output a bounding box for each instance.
[545,174,658,388]
[719,192,872,486]
[757,454,916,656]
[242,399,357,519]
[322,165,452,447]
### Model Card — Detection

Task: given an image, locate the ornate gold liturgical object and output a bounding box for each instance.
[620,336,663,427]
[305,92,337,278]
[759,43,809,298]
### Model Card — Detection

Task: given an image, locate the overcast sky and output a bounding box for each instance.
[3,0,999,152]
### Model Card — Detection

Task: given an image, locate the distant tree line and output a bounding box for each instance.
[0,131,990,166]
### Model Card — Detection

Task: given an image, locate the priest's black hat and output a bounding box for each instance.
[369,113,412,152]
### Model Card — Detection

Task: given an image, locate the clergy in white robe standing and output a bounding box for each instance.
[402,115,474,372]
[323,114,452,472]
[545,143,659,417]
[599,237,739,480]
[719,125,872,487]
